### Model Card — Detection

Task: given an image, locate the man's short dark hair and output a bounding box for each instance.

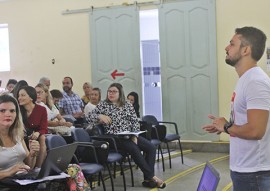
[50,89,63,99]
[235,26,267,61]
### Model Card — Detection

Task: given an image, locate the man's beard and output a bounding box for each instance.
[63,86,71,92]
[225,54,241,67]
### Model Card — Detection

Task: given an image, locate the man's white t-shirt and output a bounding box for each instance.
[230,67,270,172]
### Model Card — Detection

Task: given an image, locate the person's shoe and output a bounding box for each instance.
[152,176,166,189]
[142,180,157,188]
[157,181,166,189]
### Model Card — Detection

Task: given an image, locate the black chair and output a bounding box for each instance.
[139,121,166,172]
[71,128,126,191]
[142,115,184,168]
[46,134,107,191]
[91,124,134,188]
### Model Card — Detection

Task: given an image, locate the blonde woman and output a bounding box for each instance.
[35,83,72,127]
[81,82,93,107]
[0,94,40,180]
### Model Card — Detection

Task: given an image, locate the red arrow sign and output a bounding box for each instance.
[111,69,125,80]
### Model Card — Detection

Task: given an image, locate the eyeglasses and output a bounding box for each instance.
[107,90,119,94]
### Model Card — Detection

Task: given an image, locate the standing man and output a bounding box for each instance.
[59,77,85,125]
[203,27,270,190]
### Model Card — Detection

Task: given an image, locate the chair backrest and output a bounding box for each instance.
[139,121,152,140]
[71,128,92,142]
[46,134,67,149]
[142,115,159,126]
[71,128,109,164]
[153,125,166,141]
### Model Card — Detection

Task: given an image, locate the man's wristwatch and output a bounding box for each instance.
[224,122,233,134]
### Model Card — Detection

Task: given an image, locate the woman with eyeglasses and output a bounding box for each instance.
[86,83,166,189]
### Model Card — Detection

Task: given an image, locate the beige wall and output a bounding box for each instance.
[0,0,270,141]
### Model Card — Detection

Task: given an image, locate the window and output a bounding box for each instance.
[0,24,10,72]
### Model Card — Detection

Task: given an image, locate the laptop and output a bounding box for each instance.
[197,161,220,191]
[13,143,77,180]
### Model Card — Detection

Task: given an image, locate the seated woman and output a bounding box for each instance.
[86,83,166,189]
[18,86,48,168]
[81,82,93,107]
[84,87,101,116]
[35,83,72,128]
[127,91,140,118]
[0,94,40,180]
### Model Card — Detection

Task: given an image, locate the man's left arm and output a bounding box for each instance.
[228,109,269,140]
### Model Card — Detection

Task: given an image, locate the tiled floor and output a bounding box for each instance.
[91,149,232,191]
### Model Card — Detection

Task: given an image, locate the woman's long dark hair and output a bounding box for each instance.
[18,86,37,126]
[127,91,140,118]
[11,80,28,100]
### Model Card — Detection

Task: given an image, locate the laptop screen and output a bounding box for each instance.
[197,162,220,191]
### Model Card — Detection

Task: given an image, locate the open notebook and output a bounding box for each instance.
[197,161,220,191]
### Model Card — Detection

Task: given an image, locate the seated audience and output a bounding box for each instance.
[18,86,48,168]
[81,82,93,107]
[127,91,140,118]
[84,87,101,116]
[87,83,166,189]
[0,95,89,190]
[0,94,40,180]
[58,77,85,125]
[5,79,17,93]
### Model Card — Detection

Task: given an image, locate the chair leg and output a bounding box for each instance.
[158,145,165,172]
[166,142,172,169]
[99,172,106,191]
[113,162,116,178]
[178,139,184,164]
[120,162,127,191]
[87,176,93,189]
[127,155,134,187]
[157,146,160,162]
[105,163,114,191]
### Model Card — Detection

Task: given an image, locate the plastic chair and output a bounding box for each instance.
[46,134,107,191]
[71,128,126,191]
[142,115,184,168]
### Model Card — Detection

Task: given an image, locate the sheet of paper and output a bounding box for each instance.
[14,172,70,185]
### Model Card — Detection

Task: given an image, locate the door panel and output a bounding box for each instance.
[159,0,218,140]
[90,6,141,100]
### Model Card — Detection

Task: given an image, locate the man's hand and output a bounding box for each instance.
[202,114,228,134]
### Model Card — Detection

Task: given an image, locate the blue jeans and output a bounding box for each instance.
[231,170,270,191]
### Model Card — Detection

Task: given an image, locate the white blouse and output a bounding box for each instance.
[0,141,27,171]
